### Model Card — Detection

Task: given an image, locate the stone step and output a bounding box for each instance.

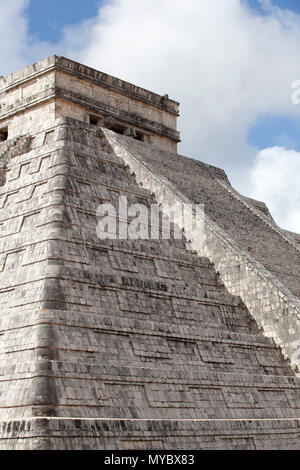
[1,417,300,450]
[0,311,289,376]
[0,360,299,421]
[0,309,274,346]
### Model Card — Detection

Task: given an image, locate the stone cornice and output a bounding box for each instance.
[0,56,180,116]
[55,87,180,142]
[0,87,180,143]
[0,88,56,120]
[55,57,180,116]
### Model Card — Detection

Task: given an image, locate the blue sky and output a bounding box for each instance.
[26,0,102,43]
[25,0,300,44]
[248,0,300,14]
[2,0,300,231]
[246,0,300,153]
[248,114,300,152]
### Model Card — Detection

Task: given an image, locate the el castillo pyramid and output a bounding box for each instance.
[0,56,299,450]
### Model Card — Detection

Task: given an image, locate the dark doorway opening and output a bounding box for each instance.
[0,127,8,142]
[134,132,144,142]
[89,116,99,126]
[110,124,126,135]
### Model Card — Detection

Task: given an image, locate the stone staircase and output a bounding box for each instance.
[119,137,300,300]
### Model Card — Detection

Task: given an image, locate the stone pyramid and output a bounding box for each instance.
[0,57,299,450]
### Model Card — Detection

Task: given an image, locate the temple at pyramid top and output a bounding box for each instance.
[0,55,180,151]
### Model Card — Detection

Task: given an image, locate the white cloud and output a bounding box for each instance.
[2,0,300,232]
[250,146,300,232]
[60,2,300,197]
[0,0,30,75]
[0,0,54,75]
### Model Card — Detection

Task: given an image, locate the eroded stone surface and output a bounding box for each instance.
[0,118,298,449]
[0,57,299,450]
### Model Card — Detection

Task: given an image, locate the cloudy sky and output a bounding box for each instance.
[1,0,300,233]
